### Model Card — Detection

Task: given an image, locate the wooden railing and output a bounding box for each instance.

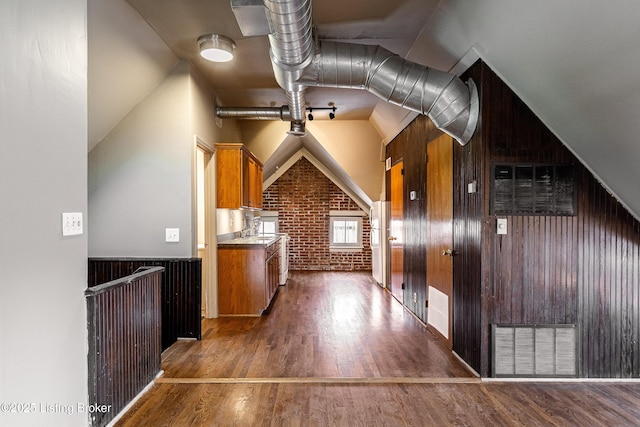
[85,266,164,427]
[88,258,202,350]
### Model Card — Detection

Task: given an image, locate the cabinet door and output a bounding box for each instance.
[216,148,243,208]
[265,251,279,303]
[245,156,262,209]
[241,150,252,208]
[216,144,263,210]
[218,247,266,315]
[251,161,263,209]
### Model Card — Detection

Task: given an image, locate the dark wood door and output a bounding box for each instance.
[390,161,404,302]
[426,134,454,349]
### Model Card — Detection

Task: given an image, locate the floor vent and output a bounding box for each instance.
[492,324,579,378]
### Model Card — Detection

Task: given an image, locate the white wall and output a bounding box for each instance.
[89,60,243,257]
[88,0,178,151]
[0,1,89,426]
[89,62,194,257]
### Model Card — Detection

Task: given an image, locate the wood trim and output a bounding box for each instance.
[155,377,481,384]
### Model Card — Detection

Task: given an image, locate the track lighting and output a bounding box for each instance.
[305,106,336,120]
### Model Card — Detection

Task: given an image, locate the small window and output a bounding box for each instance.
[330,211,364,251]
[258,211,278,235]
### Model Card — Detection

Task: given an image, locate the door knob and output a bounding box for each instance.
[388,236,397,241]
[442,248,455,256]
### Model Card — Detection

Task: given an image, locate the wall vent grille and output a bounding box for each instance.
[492,324,579,378]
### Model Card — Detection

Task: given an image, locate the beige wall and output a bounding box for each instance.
[239,121,291,163]
[190,65,242,149]
[241,119,386,202]
[306,120,385,201]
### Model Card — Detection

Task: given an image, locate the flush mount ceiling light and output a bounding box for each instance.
[198,34,235,62]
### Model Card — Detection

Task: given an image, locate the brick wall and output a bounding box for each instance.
[264,157,372,271]
[262,181,279,211]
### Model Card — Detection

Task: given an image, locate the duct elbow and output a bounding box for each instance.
[431,78,479,145]
[299,40,479,144]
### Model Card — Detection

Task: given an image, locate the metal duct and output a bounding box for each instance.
[298,41,478,145]
[263,0,314,134]
[227,0,478,144]
[216,105,292,121]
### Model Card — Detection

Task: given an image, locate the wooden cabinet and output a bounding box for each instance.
[243,153,263,209]
[216,143,263,209]
[218,239,280,316]
[265,239,280,304]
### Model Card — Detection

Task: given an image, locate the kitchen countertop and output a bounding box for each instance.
[218,235,280,248]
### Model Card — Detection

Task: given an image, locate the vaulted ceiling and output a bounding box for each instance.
[89,0,640,219]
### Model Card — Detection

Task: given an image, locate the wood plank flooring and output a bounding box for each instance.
[115,271,640,426]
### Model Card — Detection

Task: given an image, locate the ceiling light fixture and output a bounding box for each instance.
[198,34,235,62]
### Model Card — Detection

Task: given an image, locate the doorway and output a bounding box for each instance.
[426,134,454,348]
[390,161,404,303]
[195,141,217,318]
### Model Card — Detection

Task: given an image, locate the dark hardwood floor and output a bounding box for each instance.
[115,271,640,426]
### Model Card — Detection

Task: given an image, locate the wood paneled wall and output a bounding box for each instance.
[577,176,640,377]
[86,267,163,427]
[385,116,443,323]
[386,60,640,378]
[88,258,202,350]
[457,60,640,378]
[452,107,484,373]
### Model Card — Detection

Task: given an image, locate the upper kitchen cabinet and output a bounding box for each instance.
[216,143,263,209]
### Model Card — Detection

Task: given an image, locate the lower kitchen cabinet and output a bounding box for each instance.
[218,239,280,316]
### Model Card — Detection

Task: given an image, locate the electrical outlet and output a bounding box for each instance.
[165,228,180,242]
[62,212,83,236]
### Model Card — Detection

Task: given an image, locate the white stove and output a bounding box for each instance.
[278,233,290,285]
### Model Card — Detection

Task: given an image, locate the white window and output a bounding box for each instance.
[329,210,365,251]
[258,211,278,235]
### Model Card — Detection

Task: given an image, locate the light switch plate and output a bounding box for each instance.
[62,212,83,236]
[497,218,507,235]
[165,228,180,242]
